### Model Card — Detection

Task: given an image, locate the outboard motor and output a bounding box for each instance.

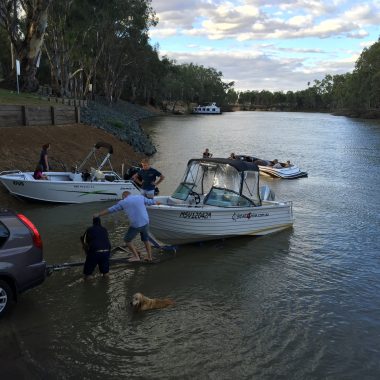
[260,185,275,201]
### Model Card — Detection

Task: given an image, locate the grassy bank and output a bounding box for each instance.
[0,88,53,105]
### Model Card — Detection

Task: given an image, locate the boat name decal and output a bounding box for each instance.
[13,180,24,186]
[232,212,269,221]
[179,211,211,219]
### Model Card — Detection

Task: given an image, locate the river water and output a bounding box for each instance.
[1,111,380,379]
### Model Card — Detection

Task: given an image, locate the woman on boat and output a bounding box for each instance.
[33,164,48,180]
[39,143,50,171]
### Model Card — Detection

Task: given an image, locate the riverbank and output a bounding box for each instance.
[0,123,146,173]
[81,100,161,155]
[0,95,166,170]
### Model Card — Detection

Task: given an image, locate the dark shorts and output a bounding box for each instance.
[124,224,150,242]
[83,251,110,276]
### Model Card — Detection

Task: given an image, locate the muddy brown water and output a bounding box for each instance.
[1,112,380,379]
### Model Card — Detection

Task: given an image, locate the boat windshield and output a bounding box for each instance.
[171,183,195,201]
[204,187,253,208]
[171,160,261,205]
[241,171,260,205]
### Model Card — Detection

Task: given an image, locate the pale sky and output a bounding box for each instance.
[149,0,380,92]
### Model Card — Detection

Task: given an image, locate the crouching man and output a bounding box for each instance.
[81,217,111,280]
[94,191,159,262]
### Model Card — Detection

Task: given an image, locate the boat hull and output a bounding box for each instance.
[0,172,140,203]
[147,197,293,245]
[192,111,221,115]
[258,165,308,179]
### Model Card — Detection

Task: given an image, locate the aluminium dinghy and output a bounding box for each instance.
[146,158,294,245]
[0,142,141,203]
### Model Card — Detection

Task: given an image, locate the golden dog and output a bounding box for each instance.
[131,292,175,311]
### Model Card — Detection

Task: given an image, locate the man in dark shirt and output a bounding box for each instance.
[81,217,111,279]
[132,158,165,198]
[39,143,50,171]
[203,148,212,158]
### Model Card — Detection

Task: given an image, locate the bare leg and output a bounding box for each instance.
[126,242,141,261]
[143,240,153,261]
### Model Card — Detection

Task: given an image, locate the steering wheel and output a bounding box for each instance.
[189,190,201,204]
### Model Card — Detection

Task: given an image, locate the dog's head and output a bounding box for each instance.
[130,292,144,310]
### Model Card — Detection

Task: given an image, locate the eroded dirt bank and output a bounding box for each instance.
[0,123,145,206]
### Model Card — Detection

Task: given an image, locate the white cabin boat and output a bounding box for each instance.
[147,158,293,245]
[192,102,221,114]
[0,142,141,203]
[235,155,308,179]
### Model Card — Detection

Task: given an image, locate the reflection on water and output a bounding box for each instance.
[1,112,380,378]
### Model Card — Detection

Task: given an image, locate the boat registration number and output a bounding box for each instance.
[179,211,211,219]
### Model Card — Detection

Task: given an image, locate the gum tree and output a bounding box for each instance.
[0,0,52,91]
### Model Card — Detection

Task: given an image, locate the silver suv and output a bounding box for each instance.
[0,209,46,317]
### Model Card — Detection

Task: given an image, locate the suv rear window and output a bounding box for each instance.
[0,221,10,248]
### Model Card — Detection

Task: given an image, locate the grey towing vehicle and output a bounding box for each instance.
[0,208,46,317]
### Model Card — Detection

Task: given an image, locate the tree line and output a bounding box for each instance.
[0,0,231,107]
[237,38,380,118]
[0,1,379,117]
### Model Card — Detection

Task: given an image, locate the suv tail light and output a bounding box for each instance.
[17,214,43,249]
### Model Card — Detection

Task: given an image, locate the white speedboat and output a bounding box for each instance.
[0,142,141,203]
[147,158,293,245]
[235,155,308,179]
[192,102,221,114]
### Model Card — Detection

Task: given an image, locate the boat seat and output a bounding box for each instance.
[69,173,82,181]
[91,167,105,181]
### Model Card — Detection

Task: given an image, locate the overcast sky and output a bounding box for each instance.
[148,0,380,92]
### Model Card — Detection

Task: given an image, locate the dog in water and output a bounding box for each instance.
[131,292,175,311]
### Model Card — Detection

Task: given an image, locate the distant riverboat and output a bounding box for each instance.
[192,102,221,114]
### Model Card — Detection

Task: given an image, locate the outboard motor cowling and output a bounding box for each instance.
[260,185,275,201]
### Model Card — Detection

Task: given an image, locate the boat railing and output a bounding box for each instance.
[166,195,204,206]
[112,179,136,184]
[0,169,23,176]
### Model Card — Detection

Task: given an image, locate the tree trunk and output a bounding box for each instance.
[19,2,51,91]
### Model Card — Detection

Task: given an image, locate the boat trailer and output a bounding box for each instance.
[46,236,177,275]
